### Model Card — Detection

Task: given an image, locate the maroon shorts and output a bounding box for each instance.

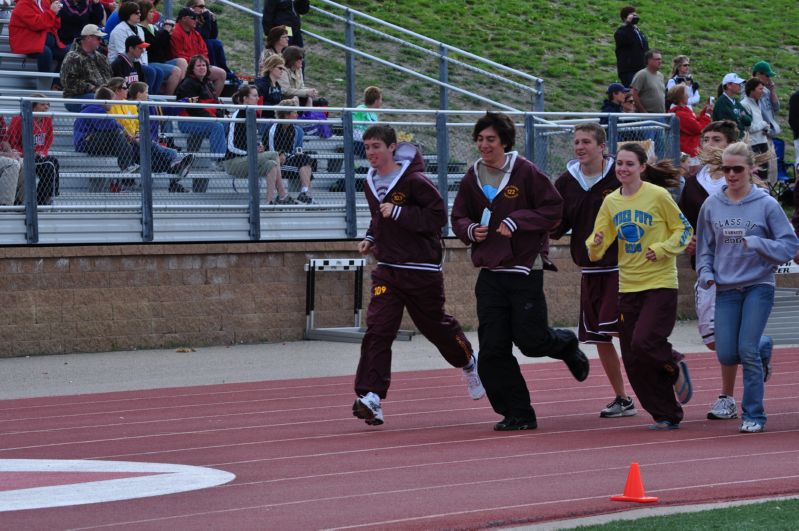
[578,270,620,343]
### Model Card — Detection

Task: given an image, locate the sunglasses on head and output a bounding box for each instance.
[721,165,747,174]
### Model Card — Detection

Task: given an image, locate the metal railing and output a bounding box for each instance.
[162,0,544,112]
[0,96,680,245]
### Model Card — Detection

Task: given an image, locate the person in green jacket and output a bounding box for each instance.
[712,73,752,138]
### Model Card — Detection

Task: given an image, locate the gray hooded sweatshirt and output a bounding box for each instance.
[696,185,799,291]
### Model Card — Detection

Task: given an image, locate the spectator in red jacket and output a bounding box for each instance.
[170,7,225,97]
[9,0,68,77]
[668,84,712,160]
[8,96,60,205]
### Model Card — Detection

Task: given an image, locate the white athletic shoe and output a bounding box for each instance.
[463,354,485,400]
[707,395,737,420]
[352,392,384,425]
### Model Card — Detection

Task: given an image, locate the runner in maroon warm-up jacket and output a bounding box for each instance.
[351,125,485,427]
[451,112,590,432]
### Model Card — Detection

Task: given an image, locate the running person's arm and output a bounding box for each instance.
[743,199,799,264]
[695,202,716,288]
[586,198,615,261]
[648,192,693,260]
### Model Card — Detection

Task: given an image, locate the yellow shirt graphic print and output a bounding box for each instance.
[586,181,692,293]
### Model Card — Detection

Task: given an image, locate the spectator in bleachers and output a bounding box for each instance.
[108,1,182,95]
[185,0,237,84]
[265,98,315,203]
[171,7,226,97]
[10,0,68,79]
[58,0,106,47]
[279,46,318,106]
[0,117,23,206]
[8,95,60,204]
[613,5,648,87]
[666,55,700,107]
[599,83,628,125]
[262,0,308,48]
[102,2,122,35]
[225,85,292,204]
[73,86,139,179]
[60,24,112,112]
[752,61,780,183]
[258,25,289,74]
[712,73,751,139]
[789,88,799,166]
[255,55,286,119]
[113,81,195,192]
[111,35,147,86]
[175,54,227,170]
[352,86,382,157]
[98,0,115,16]
[141,6,187,79]
[145,17,174,63]
[668,84,712,161]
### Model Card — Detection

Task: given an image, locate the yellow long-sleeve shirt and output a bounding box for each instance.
[585,181,692,292]
[109,103,139,139]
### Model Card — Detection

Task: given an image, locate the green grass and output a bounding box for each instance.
[572,498,799,530]
[215,0,799,148]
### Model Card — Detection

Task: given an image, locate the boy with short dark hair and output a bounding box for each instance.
[352,124,484,426]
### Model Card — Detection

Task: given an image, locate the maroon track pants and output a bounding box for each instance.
[618,288,684,424]
[355,266,473,399]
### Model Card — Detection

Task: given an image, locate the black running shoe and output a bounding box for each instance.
[565,348,590,382]
[493,416,537,431]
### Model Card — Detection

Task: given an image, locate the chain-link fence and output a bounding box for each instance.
[0,96,680,243]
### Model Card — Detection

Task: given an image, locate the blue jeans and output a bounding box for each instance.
[142,64,164,95]
[28,33,66,73]
[148,63,177,94]
[177,120,227,158]
[205,39,230,73]
[714,284,775,426]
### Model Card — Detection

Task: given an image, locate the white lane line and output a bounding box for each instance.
[0,459,234,512]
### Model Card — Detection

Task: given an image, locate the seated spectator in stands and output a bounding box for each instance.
[790,88,799,168]
[171,7,226,97]
[279,46,318,106]
[60,24,112,112]
[103,2,122,35]
[262,0,308,48]
[8,96,60,205]
[185,0,237,83]
[10,0,68,79]
[265,99,316,204]
[72,86,139,180]
[255,55,285,119]
[58,0,106,47]
[666,55,700,107]
[111,35,148,86]
[112,81,195,192]
[141,6,187,79]
[622,91,636,113]
[712,73,751,139]
[352,86,382,157]
[0,117,23,206]
[668,84,712,164]
[145,17,175,64]
[599,82,628,125]
[175,54,227,170]
[258,25,289,74]
[108,1,181,95]
[225,85,291,204]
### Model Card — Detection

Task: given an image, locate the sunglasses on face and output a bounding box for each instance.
[194,4,205,7]
[721,165,747,174]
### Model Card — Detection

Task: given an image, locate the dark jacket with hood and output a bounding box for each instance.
[451,152,563,274]
[552,157,620,270]
[363,143,446,272]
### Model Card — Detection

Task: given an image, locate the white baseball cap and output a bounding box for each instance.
[81,24,107,38]
[721,73,745,86]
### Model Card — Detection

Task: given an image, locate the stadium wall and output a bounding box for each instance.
[0,240,740,357]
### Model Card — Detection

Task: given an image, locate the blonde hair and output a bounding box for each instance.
[702,141,772,188]
[261,54,285,77]
[670,55,690,78]
[276,98,298,119]
[667,84,686,105]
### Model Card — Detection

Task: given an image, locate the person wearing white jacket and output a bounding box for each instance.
[740,77,774,183]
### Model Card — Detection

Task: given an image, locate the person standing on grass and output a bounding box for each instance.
[352,124,485,427]
[587,143,693,430]
[451,112,590,432]
[614,5,648,87]
[696,142,799,433]
[552,123,636,419]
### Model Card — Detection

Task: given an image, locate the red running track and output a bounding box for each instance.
[1,349,798,530]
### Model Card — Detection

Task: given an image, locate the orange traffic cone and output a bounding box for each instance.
[610,462,658,503]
